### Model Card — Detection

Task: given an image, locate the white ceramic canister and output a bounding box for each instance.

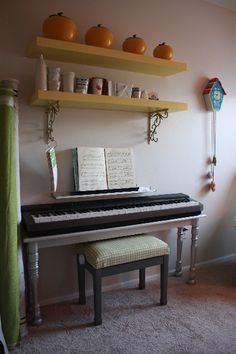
[47,66,61,91]
[62,72,75,92]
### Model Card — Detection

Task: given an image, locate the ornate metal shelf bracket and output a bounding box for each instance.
[148,109,169,143]
[46,101,60,145]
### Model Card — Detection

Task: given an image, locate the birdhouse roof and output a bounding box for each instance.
[203,78,226,95]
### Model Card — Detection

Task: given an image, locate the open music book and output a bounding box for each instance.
[72,147,136,191]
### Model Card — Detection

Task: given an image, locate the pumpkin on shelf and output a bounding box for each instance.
[122,35,147,55]
[85,24,113,48]
[153,42,173,60]
[42,12,77,42]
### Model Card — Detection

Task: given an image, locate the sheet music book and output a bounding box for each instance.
[73,147,136,191]
[75,147,107,191]
[105,148,136,189]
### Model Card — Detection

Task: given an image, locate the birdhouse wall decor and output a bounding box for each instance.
[202,78,226,192]
[203,77,226,111]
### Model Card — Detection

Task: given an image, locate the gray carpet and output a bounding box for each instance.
[12,259,236,354]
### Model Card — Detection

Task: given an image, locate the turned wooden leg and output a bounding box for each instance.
[175,227,187,277]
[27,243,42,325]
[188,219,199,285]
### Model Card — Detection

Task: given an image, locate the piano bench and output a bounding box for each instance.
[76,234,169,326]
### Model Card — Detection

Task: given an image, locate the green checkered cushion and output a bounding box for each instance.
[76,234,169,269]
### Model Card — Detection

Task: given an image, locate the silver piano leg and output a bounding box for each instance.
[188,218,199,285]
[175,227,187,277]
[27,242,42,325]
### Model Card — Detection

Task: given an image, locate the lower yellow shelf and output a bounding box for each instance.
[30,90,188,113]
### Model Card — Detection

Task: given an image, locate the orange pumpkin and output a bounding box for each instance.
[122,35,147,55]
[42,12,77,42]
[153,42,173,60]
[85,24,113,48]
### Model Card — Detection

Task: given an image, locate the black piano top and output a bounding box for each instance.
[21,193,191,213]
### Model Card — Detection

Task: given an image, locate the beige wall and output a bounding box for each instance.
[1,0,236,303]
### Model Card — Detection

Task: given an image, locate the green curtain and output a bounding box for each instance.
[0,88,20,348]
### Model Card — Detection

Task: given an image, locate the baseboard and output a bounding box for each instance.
[195,252,236,268]
[41,292,80,306]
[40,252,236,307]
[40,277,146,306]
[169,252,236,275]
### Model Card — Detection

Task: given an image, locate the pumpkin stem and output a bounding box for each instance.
[97,24,102,27]
[133,34,137,38]
[57,12,63,16]
[161,42,166,45]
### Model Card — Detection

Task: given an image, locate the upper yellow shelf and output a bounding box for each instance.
[30,90,188,113]
[28,37,187,77]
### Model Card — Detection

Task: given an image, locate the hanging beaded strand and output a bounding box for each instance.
[209,110,217,191]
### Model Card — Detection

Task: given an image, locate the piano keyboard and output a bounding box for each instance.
[32,200,199,224]
[21,193,203,237]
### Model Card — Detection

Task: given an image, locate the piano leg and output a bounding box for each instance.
[188,218,199,285]
[175,227,187,277]
[27,242,42,325]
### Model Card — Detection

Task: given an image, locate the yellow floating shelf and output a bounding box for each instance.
[30,91,188,113]
[28,37,187,77]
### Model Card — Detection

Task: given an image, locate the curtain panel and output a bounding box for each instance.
[0,81,26,349]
